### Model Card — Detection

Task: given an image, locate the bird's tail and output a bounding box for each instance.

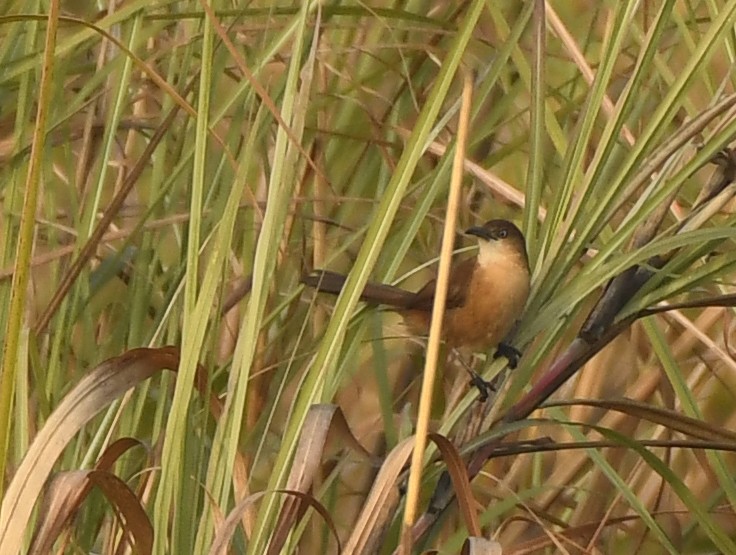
[301,270,415,308]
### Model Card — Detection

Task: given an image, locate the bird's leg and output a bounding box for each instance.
[450,349,496,402]
[493,321,523,368]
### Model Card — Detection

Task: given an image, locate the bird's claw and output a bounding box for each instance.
[494,342,522,369]
[469,372,496,402]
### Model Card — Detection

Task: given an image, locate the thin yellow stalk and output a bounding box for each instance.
[400,70,474,552]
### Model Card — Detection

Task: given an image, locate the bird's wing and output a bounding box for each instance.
[407,257,476,311]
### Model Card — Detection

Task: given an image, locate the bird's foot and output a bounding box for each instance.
[451,348,501,402]
[468,371,497,402]
[494,342,522,369]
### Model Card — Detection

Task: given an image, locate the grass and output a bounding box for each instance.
[2,1,736,553]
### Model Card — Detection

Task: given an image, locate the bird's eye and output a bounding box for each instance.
[498,229,508,238]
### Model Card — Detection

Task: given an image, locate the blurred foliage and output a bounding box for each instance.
[1,1,736,553]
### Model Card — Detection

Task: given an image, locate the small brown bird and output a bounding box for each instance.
[302,219,531,395]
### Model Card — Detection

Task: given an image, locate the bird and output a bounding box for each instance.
[301,219,531,398]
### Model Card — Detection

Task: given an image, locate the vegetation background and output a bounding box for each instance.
[1,0,736,553]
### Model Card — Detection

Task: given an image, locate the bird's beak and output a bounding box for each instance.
[465,226,494,240]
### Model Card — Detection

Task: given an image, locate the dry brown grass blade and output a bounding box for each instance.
[267,404,375,555]
[344,438,414,555]
[95,437,148,471]
[392,125,533,216]
[208,489,340,555]
[405,431,508,552]
[461,536,503,555]
[547,398,736,443]
[29,471,91,555]
[545,4,636,147]
[0,347,180,554]
[29,469,153,555]
[208,491,268,555]
[334,431,487,555]
[428,433,480,537]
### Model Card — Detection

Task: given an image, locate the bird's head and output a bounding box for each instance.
[465,219,528,268]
